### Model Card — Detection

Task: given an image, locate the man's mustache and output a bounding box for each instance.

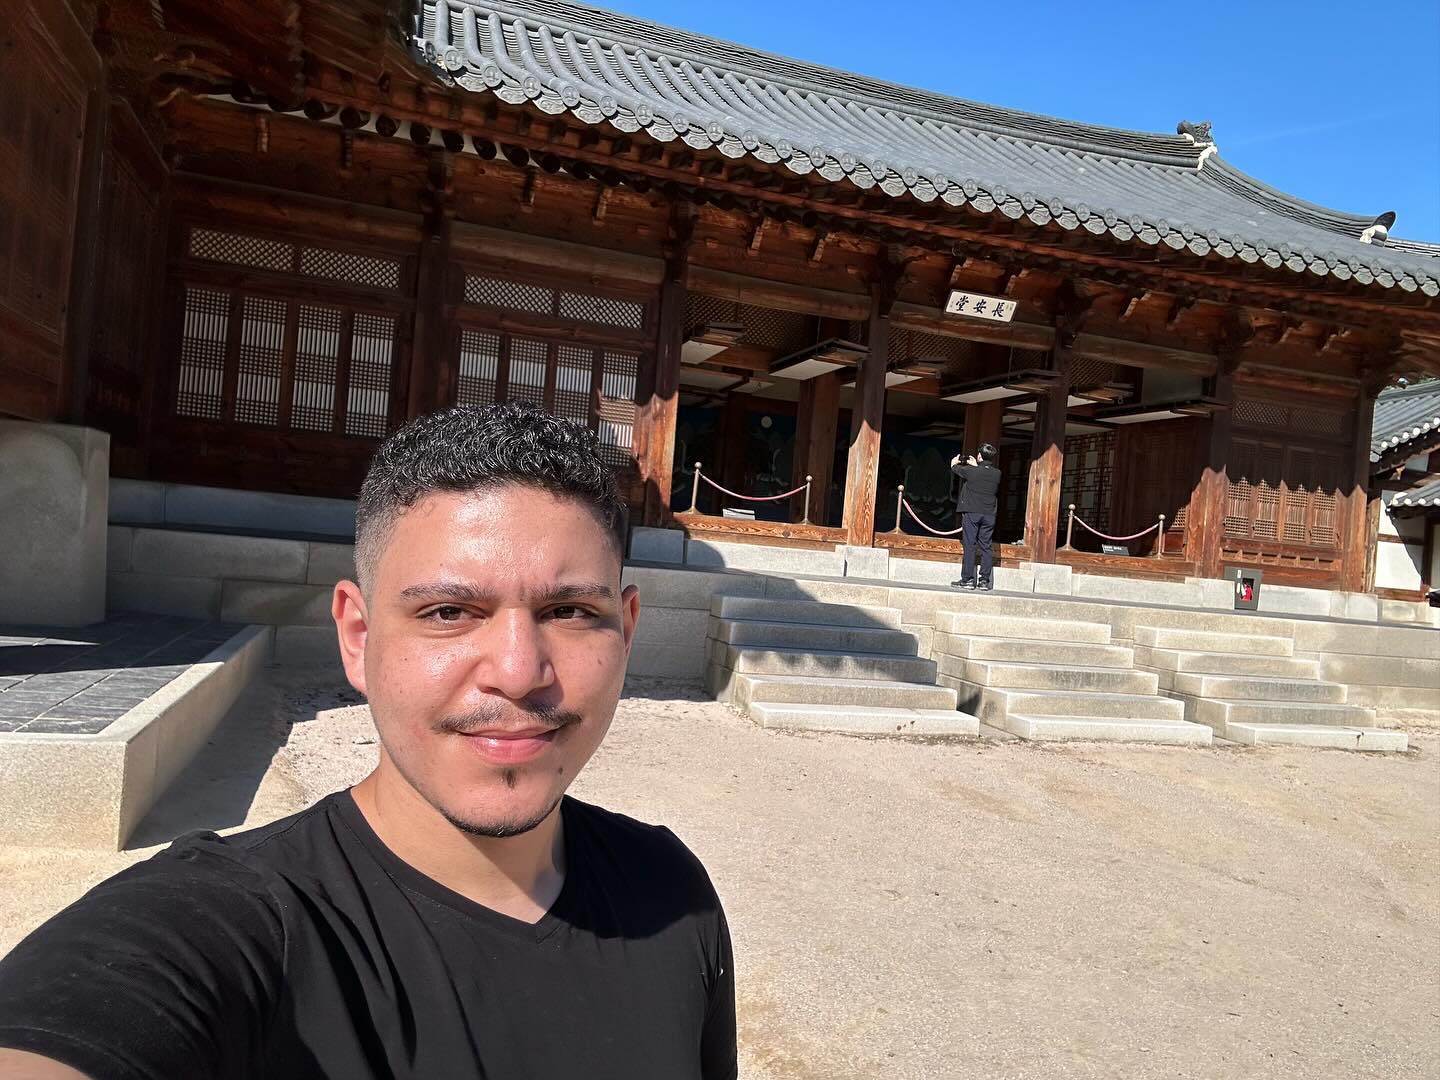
[436,699,582,735]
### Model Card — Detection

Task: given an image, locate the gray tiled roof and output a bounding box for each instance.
[413,0,1440,296]
[1391,476,1440,511]
[1373,380,1440,460]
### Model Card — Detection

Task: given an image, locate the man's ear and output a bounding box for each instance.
[332,580,370,696]
[620,583,640,654]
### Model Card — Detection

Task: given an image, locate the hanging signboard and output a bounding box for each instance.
[944,290,1017,323]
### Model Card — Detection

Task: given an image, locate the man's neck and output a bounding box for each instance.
[350,766,565,924]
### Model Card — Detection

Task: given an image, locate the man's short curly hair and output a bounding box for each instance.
[354,402,625,591]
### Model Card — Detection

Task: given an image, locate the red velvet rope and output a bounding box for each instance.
[698,474,809,502]
[902,498,965,537]
[1072,516,1161,542]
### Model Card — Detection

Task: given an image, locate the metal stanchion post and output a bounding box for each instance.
[688,462,702,514]
[1061,504,1076,551]
[1154,514,1166,559]
[800,475,813,524]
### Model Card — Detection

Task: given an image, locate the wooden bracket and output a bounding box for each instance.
[339,129,353,170]
[254,113,268,153]
[1216,308,1256,373]
[1052,279,1095,349]
[1165,294,1197,328]
[520,169,537,211]
[809,227,831,264]
[591,186,611,223]
[1120,288,1150,321]
[747,215,771,257]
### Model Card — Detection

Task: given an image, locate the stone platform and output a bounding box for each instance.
[0,616,269,848]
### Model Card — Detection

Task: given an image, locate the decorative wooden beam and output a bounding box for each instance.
[1120,289,1150,321]
[747,215,771,257]
[1165,294,1198,328]
[809,227,832,264]
[591,185,611,223]
[520,169,537,211]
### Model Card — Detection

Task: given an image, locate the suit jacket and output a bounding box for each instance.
[952,461,1001,516]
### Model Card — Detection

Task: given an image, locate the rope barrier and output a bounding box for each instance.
[1059,504,1168,558]
[698,474,808,502]
[683,463,814,523]
[1071,517,1161,543]
[901,497,965,537]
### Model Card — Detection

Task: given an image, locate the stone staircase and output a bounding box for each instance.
[1133,625,1408,751]
[704,596,979,737]
[931,608,1212,744]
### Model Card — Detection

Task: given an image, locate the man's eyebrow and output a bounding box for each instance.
[396,581,615,604]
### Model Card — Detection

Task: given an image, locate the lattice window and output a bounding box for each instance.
[1060,432,1115,532]
[189,227,293,272]
[175,287,229,420]
[464,274,555,314]
[887,328,978,374]
[345,313,396,438]
[292,305,343,432]
[299,246,401,291]
[233,296,286,426]
[457,329,502,408]
[558,291,644,329]
[598,350,638,466]
[554,344,593,424]
[507,336,549,406]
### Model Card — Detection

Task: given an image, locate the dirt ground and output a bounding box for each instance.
[2,666,1437,1080]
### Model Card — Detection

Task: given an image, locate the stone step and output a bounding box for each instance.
[938,679,1188,727]
[1003,713,1213,745]
[718,644,938,684]
[1187,698,1378,731]
[747,702,980,738]
[1222,723,1407,752]
[1133,626,1293,656]
[1170,672,1346,704]
[935,611,1112,643]
[709,595,903,629]
[1134,646,1319,679]
[726,672,959,711]
[710,618,919,656]
[944,635,1134,669]
[939,656,1159,695]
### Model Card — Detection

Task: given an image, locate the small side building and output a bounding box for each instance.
[1371,381,1440,601]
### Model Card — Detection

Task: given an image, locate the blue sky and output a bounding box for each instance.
[604,0,1440,242]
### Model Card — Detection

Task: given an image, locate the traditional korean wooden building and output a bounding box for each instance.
[7,0,1440,593]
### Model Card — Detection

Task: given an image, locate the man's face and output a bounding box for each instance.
[337,485,638,836]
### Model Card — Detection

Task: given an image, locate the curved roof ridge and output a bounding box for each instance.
[1202,156,1377,238]
[474,0,1203,165]
[1387,237,1440,261]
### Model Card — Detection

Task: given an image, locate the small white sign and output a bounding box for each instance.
[944,290,1016,323]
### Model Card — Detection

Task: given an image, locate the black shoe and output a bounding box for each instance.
[978,580,994,591]
[951,579,976,590]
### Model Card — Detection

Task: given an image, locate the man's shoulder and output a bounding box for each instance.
[564,798,719,895]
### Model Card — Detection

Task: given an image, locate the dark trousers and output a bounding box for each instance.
[961,512,995,584]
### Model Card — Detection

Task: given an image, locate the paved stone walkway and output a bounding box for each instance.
[0,616,238,735]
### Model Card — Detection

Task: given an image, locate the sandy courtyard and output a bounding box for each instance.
[2,666,1437,1079]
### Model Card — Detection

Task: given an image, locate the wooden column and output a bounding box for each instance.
[1341,387,1379,593]
[962,399,1004,456]
[792,371,840,524]
[1022,360,1070,562]
[407,153,454,418]
[841,271,897,547]
[636,205,693,525]
[1184,371,1235,577]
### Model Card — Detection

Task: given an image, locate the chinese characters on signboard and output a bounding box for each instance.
[944,290,1016,323]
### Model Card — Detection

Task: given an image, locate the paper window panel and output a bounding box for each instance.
[345,313,395,438]
[234,296,287,427]
[291,305,343,432]
[175,287,230,420]
[457,329,502,407]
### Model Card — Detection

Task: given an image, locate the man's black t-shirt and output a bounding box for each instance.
[0,792,736,1079]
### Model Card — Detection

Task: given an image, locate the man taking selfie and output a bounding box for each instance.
[0,402,737,1080]
[949,442,1002,591]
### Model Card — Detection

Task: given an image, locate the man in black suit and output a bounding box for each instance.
[949,443,1001,590]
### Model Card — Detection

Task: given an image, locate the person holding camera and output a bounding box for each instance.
[949,443,1001,590]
